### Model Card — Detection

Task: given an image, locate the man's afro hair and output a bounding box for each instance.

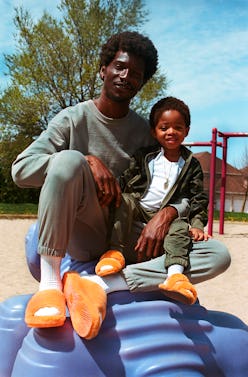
[100,31,158,83]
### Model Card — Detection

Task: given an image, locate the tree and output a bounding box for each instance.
[0,0,167,203]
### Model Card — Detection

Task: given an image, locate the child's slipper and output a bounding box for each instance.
[95,250,125,276]
[25,289,66,328]
[159,273,197,305]
[63,272,107,339]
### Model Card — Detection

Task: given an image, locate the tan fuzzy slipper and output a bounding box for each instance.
[159,273,197,305]
[63,272,107,340]
[25,289,66,328]
[95,250,125,276]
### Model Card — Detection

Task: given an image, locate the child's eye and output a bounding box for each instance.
[175,125,185,131]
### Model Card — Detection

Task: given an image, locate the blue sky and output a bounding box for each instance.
[1,0,248,166]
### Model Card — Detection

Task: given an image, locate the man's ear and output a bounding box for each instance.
[99,66,105,81]
[185,127,190,137]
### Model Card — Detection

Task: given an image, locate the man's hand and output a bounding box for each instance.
[135,206,178,262]
[85,155,122,207]
[189,227,211,241]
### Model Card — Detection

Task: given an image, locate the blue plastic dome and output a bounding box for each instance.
[0,222,247,377]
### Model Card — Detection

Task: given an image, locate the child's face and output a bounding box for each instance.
[151,109,189,151]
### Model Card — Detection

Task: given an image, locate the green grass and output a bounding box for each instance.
[0,203,247,221]
[214,210,248,222]
[0,203,38,215]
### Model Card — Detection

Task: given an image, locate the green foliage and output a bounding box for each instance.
[3,0,153,117]
[0,86,47,138]
[131,71,167,118]
[0,0,167,203]
[0,134,40,203]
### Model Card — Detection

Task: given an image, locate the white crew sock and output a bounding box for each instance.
[81,273,128,294]
[167,264,184,277]
[39,255,62,291]
[35,255,62,317]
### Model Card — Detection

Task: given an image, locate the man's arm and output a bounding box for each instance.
[12,105,82,188]
[85,155,122,207]
[12,126,66,188]
[135,205,178,261]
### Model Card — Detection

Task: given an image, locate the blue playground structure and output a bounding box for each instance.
[0,222,247,376]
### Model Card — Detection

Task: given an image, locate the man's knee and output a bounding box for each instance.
[213,240,231,272]
[47,150,87,183]
[198,238,231,277]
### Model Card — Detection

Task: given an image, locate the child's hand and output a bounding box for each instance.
[189,228,211,242]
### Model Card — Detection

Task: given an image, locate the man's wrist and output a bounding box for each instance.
[85,155,95,166]
[162,206,178,222]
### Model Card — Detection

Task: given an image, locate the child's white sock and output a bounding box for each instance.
[167,264,184,277]
[81,273,128,294]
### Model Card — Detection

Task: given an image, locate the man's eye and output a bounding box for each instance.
[115,64,123,70]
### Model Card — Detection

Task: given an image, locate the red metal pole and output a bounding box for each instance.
[219,136,228,234]
[208,128,217,236]
[186,131,247,235]
[217,132,248,138]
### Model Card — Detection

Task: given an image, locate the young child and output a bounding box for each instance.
[95,96,210,305]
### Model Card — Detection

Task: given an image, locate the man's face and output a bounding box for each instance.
[100,50,145,103]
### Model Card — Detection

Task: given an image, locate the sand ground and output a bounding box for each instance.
[0,218,247,324]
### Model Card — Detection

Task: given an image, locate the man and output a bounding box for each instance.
[12,31,231,339]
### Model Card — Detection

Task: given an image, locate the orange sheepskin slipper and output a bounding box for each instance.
[25,289,66,328]
[63,272,107,340]
[95,250,125,276]
[159,273,197,305]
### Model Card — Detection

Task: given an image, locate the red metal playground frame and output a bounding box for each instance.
[185,129,248,235]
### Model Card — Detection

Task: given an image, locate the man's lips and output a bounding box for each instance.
[114,82,133,91]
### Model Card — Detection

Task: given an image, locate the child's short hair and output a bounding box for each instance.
[149,96,191,129]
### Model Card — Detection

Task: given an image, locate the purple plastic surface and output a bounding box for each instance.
[1,292,248,377]
[0,222,247,376]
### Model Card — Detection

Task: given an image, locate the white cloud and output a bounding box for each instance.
[0,0,247,164]
[144,0,248,164]
[149,12,248,109]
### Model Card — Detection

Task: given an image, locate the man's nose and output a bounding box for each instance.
[119,68,129,79]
